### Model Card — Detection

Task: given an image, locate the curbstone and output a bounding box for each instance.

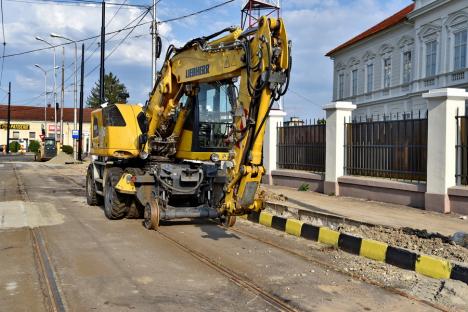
[416,255,452,279]
[241,212,468,284]
[359,239,387,262]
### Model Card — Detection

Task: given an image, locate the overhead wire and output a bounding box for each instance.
[0,0,235,60]
[5,0,148,8]
[61,0,132,87]
[7,0,236,104]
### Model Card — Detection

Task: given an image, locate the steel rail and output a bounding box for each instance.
[13,164,67,312]
[156,230,298,312]
[43,164,446,311]
[42,164,296,311]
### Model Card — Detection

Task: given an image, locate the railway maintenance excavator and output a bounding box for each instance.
[85,16,291,229]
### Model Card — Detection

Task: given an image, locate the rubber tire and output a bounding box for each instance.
[86,164,103,206]
[104,167,128,220]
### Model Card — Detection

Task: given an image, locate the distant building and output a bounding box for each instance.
[283,117,304,126]
[326,0,468,120]
[0,104,92,152]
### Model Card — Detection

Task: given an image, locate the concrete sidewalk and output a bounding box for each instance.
[262,185,468,236]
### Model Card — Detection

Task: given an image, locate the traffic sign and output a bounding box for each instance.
[72,130,79,139]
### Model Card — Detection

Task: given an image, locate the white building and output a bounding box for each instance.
[326,0,468,119]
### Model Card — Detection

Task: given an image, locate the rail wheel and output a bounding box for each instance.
[86,164,103,206]
[104,167,128,220]
[143,198,160,230]
[221,215,236,228]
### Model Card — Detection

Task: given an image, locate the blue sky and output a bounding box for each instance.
[0,0,413,119]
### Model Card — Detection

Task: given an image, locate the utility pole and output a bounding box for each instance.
[78,43,84,161]
[6,81,10,153]
[99,1,105,104]
[60,46,65,145]
[151,0,158,86]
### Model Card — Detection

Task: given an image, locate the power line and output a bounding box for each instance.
[5,0,148,8]
[0,0,235,60]
[4,0,236,103]
[64,4,149,86]
[288,89,322,108]
[85,6,151,78]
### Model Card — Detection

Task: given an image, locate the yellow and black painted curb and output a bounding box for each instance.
[241,211,468,284]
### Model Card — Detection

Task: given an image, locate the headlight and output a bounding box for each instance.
[210,153,220,162]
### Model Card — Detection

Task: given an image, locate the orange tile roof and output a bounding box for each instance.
[0,104,93,123]
[325,3,415,57]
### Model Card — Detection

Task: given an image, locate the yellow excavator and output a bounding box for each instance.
[86,16,291,229]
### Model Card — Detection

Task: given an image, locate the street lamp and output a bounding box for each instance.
[50,33,78,159]
[35,36,58,141]
[34,65,59,139]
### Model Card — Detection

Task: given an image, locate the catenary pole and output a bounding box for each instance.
[99,1,105,104]
[6,81,10,153]
[151,0,157,87]
[78,43,84,161]
[60,46,65,145]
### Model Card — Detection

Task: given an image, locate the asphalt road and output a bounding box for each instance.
[0,162,442,311]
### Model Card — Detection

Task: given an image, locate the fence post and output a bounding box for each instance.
[423,88,468,213]
[323,101,356,195]
[263,109,287,185]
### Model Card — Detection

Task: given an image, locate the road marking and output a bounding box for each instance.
[0,164,4,168]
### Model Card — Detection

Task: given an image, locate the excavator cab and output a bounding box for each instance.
[176,80,236,161]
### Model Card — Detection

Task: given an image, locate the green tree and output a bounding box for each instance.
[9,141,20,153]
[86,72,130,108]
[28,140,40,153]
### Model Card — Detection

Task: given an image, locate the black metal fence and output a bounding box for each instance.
[277,120,326,172]
[456,112,468,185]
[344,112,428,182]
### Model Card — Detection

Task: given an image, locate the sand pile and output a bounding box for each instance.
[47,152,78,165]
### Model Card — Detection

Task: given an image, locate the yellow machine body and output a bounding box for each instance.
[90,104,143,158]
[87,17,291,222]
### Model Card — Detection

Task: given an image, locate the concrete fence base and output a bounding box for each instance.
[269,169,468,215]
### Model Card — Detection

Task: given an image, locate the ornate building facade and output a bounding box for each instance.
[326,0,468,119]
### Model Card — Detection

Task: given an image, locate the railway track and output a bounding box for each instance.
[47,164,298,311]
[45,163,447,311]
[13,164,67,312]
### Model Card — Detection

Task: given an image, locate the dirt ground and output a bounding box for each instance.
[341,224,468,264]
[259,186,468,264]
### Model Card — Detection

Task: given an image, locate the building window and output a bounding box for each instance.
[366,63,373,93]
[403,51,412,84]
[338,73,344,99]
[13,131,19,139]
[426,40,437,77]
[383,58,391,89]
[454,30,467,71]
[29,132,35,139]
[351,69,358,96]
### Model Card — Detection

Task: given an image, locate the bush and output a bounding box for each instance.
[9,141,20,153]
[61,145,73,155]
[29,140,40,153]
[298,183,310,192]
